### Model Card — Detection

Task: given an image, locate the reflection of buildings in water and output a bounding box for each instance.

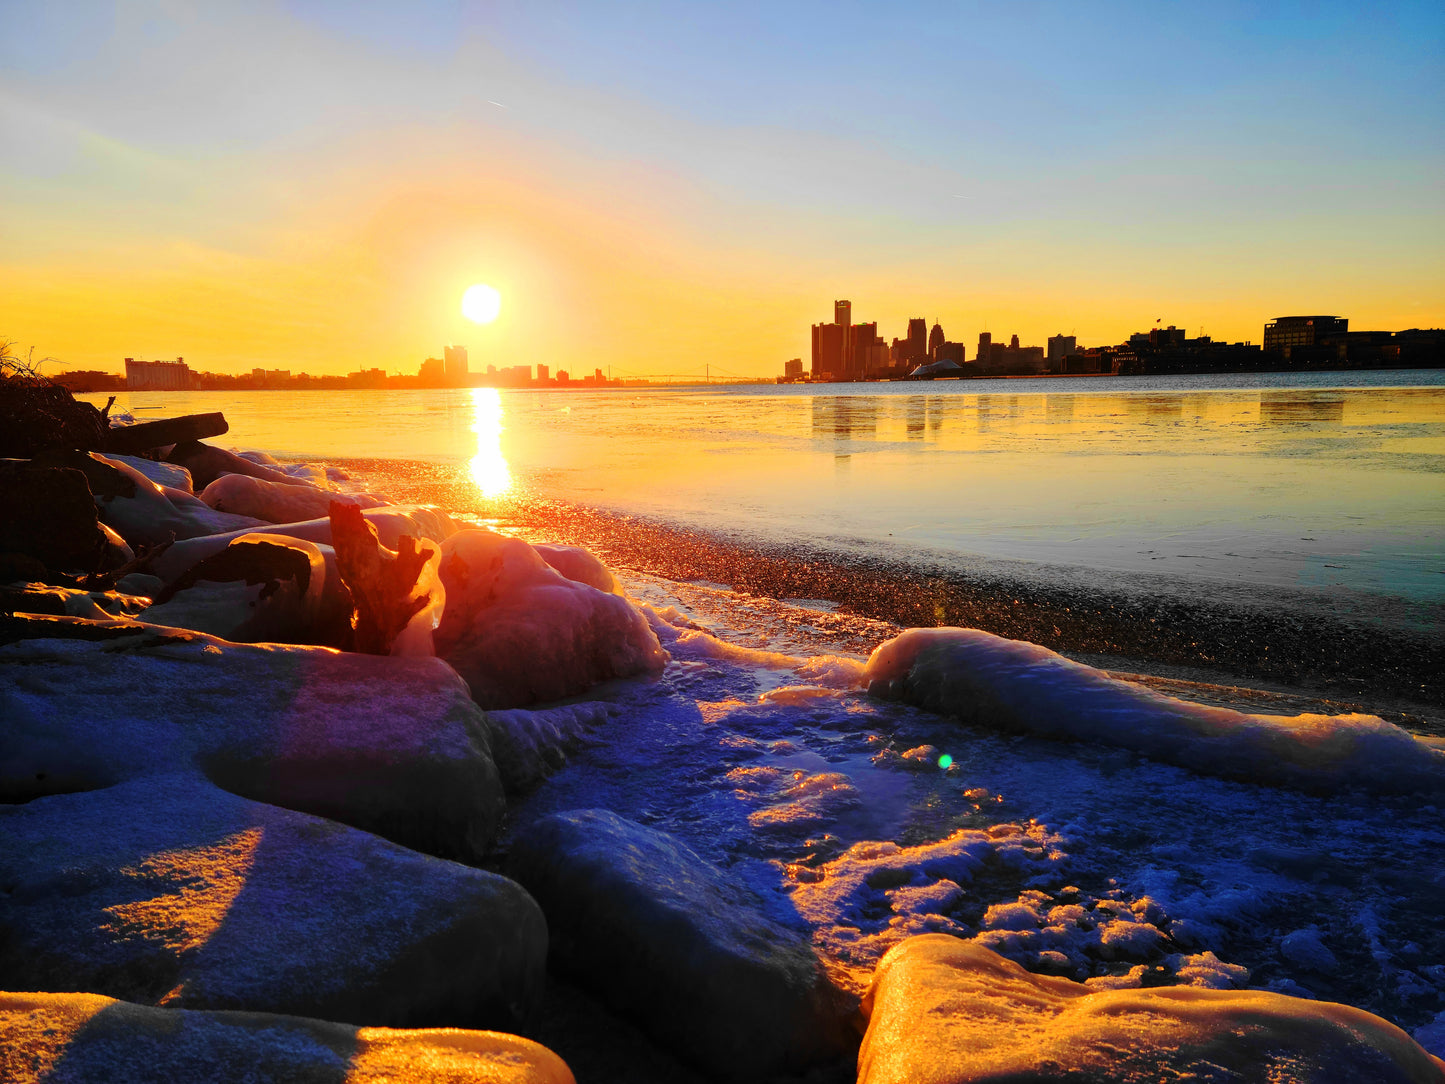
[906,397,926,439]
[928,397,944,433]
[811,396,877,441]
[469,387,513,498]
[1046,395,1076,423]
[1181,394,1213,424]
[1125,394,1185,420]
[1259,393,1345,426]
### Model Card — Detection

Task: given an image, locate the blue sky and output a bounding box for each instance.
[2,1,1441,374]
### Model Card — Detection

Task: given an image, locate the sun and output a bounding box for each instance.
[461,283,502,324]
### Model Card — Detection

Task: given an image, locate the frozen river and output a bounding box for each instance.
[89,370,1445,608]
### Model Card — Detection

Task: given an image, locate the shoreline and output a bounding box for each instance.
[333,457,1444,724]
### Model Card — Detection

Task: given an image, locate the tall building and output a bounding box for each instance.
[812,322,846,378]
[124,357,193,390]
[834,300,852,330]
[928,322,945,360]
[850,322,878,380]
[444,344,469,382]
[537,363,549,383]
[784,358,804,379]
[977,332,992,365]
[907,319,928,362]
[1263,316,1348,352]
[1047,335,1078,362]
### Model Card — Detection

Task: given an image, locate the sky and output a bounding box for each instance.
[2,0,1443,379]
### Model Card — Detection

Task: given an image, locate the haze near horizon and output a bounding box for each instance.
[2,0,1442,378]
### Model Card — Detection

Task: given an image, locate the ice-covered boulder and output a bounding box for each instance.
[140,534,330,645]
[199,472,388,524]
[507,809,855,1082]
[484,701,618,793]
[88,452,266,546]
[532,542,622,595]
[0,622,505,862]
[857,934,1445,1083]
[0,991,575,1083]
[435,530,667,709]
[147,506,456,584]
[101,452,194,493]
[0,774,547,1029]
[864,628,1445,795]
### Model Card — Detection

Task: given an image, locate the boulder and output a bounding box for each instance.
[864,627,1445,795]
[88,453,266,547]
[533,543,622,595]
[0,774,547,1030]
[0,622,505,862]
[100,452,195,493]
[484,701,617,793]
[104,412,228,456]
[0,991,575,1083]
[141,534,330,645]
[200,472,387,523]
[857,935,1445,1084]
[508,809,855,1082]
[435,530,666,709]
[0,465,112,571]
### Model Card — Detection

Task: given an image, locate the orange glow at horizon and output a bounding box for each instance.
[469,387,512,499]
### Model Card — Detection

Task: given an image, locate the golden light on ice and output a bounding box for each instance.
[461,283,502,324]
[469,387,513,499]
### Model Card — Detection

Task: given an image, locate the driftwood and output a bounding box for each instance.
[329,502,431,655]
[105,412,228,456]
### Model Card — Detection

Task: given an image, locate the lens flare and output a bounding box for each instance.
[937,753,953,770]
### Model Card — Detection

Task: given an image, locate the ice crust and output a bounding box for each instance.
[498,568,1445,1045]
[199,472,389,523]
[865,627,1445,795]
[434,529,668,709]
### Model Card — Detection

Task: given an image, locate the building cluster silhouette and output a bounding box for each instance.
[788,303,1443,382]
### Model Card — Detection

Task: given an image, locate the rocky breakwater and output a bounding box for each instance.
[4,387,1443,1082]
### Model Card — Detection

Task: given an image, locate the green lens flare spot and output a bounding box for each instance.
[937,753,953,769]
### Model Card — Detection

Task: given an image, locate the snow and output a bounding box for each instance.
[491,567,1445,1044]
[864,627,1445,795]
[433,529,668,709]
[199,473,387,523]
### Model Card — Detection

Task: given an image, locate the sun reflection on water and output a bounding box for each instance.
[468,387,512,499]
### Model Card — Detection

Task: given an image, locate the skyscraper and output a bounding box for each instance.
[444,344,468,382]
[834,300,851,329]
[929,322,945,360]
[812,322,846,378]
[907,319,928,362]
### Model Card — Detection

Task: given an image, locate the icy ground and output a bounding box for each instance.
[491,569,1445,1044]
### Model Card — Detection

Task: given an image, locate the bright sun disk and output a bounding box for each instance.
[462,283,501,324]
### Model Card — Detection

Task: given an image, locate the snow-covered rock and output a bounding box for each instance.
[532,543,622,595]
[858,935,1445,1084]
[435,530,667,709]
[484,701,618,793]
[199,473,388,524]
[864,628,1445,795]
[100,452,194,493]
[147,505,456,583]
[140,534,330,645]
[0,774,546,1030]
[0,990,575,1084]
[0,623,505,862]
[90,453,265,546]
[508,809,855,1082]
